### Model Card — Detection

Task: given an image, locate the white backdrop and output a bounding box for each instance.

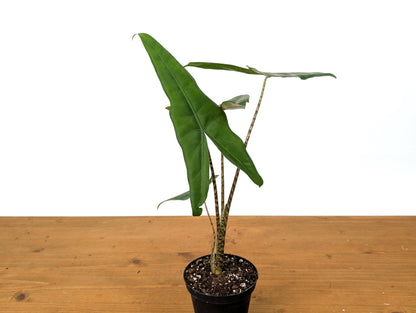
[1,1,415,216]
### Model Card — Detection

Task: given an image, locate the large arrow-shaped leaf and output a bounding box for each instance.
[138,33,263,214]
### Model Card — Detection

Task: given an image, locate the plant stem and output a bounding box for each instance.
[227,76,268,210]
[220,153,224,215]
[215,76,269,274]
[244,76,269,146]
[208,151,220,230]
[204,203,217,273]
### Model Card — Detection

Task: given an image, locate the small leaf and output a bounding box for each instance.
[220,94,250,110]
[156,190,201,216]
[186,62,336,80]
[157,191,190,209]
[157,175,218,216]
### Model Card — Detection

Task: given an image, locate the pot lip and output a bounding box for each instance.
[183,253,258,299]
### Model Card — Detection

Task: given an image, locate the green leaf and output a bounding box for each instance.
[157,190,202,216]
[139,33,209,213]
[157,175,218,216]
[186,62,257,75]
[186,62,337,80]
[157,190,201,216]
[138,33,263,213]
[157,191,190,210]
[220,94,249,110]
[247,66,337,80]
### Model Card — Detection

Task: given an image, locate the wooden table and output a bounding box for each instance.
[0,216,415,313]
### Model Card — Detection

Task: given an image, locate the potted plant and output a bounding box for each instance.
[135,33,335,313]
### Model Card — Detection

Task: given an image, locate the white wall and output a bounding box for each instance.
[1,0,415,216]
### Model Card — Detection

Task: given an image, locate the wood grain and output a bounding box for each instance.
[0,216,415,313]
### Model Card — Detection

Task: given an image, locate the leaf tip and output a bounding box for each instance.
[134,33,153,43]
[192,207,203,216]
[258,178,264,187]
[132,32,148,41]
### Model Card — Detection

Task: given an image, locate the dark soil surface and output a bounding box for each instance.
[184,254,258,296]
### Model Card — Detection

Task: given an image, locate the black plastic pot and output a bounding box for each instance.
[183,254,258,313]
